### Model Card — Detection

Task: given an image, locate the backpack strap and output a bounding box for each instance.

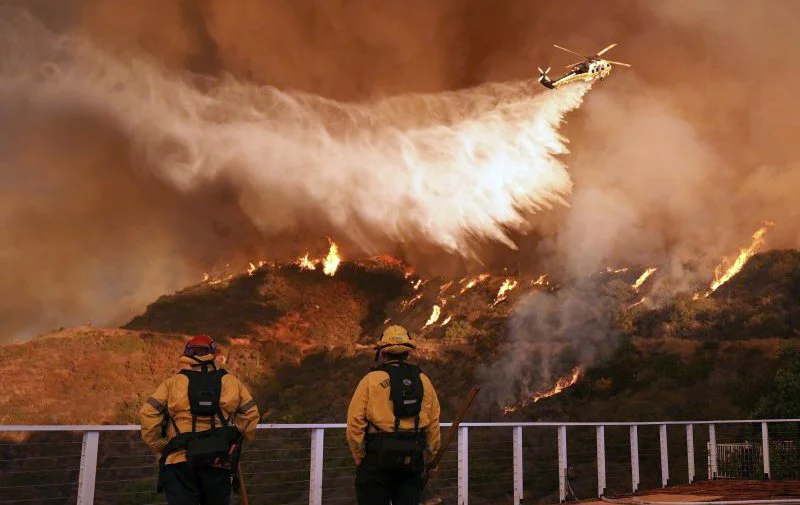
[379,362,423,433]
[179,368,229,433]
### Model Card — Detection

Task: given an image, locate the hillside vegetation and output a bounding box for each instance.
[1,251,799,426]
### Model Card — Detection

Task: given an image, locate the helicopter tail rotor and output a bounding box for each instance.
[537,66,551,75]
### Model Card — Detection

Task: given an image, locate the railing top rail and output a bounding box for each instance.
[0,419,798,432]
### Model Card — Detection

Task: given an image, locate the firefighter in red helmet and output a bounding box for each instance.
[140,335,260,505]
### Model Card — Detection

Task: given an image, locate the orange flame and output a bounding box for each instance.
[531,274,549,286]
[296,253,317,271]
[323,241,341,276]
[632,267,657,291]
[247,261,268,276]
[440,315,452,327]
[423,305,442,328]
[503,367,581,415]
[399,293,423,312]
[459,274,490,294]
[492,279,518,306]
[695,222,774,299]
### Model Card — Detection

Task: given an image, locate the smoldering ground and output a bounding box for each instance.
[1,0,799,407]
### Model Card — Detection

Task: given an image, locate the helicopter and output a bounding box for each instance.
[538,43,631,89]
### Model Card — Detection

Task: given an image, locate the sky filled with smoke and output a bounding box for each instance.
[1,0,799,351]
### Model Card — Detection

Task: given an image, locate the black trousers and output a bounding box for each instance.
[161,462,232,505]
[355,457,423,505]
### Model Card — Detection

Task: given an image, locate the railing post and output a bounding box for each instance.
[458,426,469,505]
[761,422,771,479]
[77,431,99,505]
[309,428,324,505]
[660,424,669,487]
[558,425,567,503]
[513,426,523,505]
[708,424,718,480]
[630,425,640,494]
[596,425,606,497]
[686,424,695,483]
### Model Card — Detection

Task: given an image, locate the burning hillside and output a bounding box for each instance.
[1,243,799,425]
[127,229,798,415]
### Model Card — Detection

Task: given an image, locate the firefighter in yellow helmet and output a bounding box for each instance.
[139,335,260,505]
[347,325,441,505]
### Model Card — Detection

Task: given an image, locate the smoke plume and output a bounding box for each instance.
[2,0,800,389]
[0,7,588,340]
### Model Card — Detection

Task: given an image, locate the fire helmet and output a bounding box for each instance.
[374,325,417,355]
[183,335,218,357]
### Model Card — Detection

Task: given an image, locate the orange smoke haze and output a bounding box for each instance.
[2,0,800,342]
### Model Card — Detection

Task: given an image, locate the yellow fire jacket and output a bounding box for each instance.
[139,354,260,465]
[346,361,441,465]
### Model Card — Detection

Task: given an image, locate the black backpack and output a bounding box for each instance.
[367,362,427,472]
[163,369,241,469]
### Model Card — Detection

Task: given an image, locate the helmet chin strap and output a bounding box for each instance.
[187,353,217,371]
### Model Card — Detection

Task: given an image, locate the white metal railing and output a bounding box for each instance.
[1,419,799,505]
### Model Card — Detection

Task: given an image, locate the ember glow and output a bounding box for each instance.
[399,293,424,312]
[627,297,648,310]
[503,367,582,415]
[531,274,549,286]
[694,222,775,299]
[632,267,657,290]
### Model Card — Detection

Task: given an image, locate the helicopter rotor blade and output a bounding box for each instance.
[564,60,584,68]
[607,60,632,67]
[553,44,587,58]
[595,43,618,57]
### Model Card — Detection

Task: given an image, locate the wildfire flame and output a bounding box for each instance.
[531,274,549,286]
[459,274,490,294]
[606,267,629,274]
[694,222,775,299]
[503,367,581,415]
[632,267,657,291]
[440,315,452,327]
[296,253,317,271]
[296,240,342,275]
[413,279,423,290]
[439,281,453,294]
[323,241,341,276]
[492,279,518,306]
[423,305,442,328]
[247,261,268,276]
[399,293,423,312]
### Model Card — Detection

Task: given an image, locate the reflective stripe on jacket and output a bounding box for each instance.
[139,354,260,465]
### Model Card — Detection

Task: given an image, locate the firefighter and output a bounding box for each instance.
[139,335,260,505]
[347,325,441,505]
